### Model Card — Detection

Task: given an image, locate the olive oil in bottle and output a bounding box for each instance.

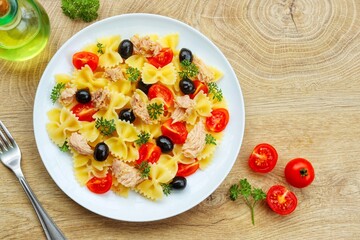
[0,0,50,61]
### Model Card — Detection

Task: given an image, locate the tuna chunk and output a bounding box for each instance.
[193,56,214,83]
[130,92,153,124]
[104,67,125,82]
[68,132,93,155]
[130,35,162,58]
[93,88,110,110]
[112,159,144,188]
[182,121,206,158]
[59,85,76,106]
[171,95,195,123]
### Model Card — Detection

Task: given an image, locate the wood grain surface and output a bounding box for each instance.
[1,0,360,239]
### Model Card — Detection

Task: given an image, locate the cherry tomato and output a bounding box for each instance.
[71,102,98,122]
[248,143,278,173]
[136,142,162,165]
[189,80,208,99]
[86,173,112,194]
[177,161,199,177]
[147,48,174,68]
[267,185,297,215]
[148,84,174,109]
[205,108,229,132]
[285,158,315,188]
[72,51,99,71]
[161,119,188,144]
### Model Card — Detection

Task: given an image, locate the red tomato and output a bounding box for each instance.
[148,84,174,109]
[266,185,297,215]
[205,108,229,132]
[72,51,99,71]
[71,102,98,122]
[136,142,162,165]
[285,158,315,188]
[161,119,188,144]
[177,161,199,177]
[248,143,278,173]
[147,48,174,68]
[86,173,112,194]
[189,80,208,99]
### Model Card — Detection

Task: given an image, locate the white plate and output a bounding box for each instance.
[33,13,245,221]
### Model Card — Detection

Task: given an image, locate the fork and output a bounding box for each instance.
[0,121,66,240]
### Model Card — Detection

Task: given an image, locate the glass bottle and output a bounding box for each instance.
[0,0,50,61]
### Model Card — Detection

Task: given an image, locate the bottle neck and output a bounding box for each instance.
[0,0,20,28]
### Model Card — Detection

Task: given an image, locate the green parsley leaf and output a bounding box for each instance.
[135,131,151,146]
[126,67,141,82]
[229,178,266,225]
[208,82,223,102]
[97,42,104,54]
[205,134,217,145]
[161,183,172,196]
[61,0,100,22]
[59,141,69,152]
[179,60,199,79]
[147,103,164,120]
[138,161,151,178]
[50,82,65,104]
[95,117,116,136]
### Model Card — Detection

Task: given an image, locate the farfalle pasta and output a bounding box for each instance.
[46,33,229,201]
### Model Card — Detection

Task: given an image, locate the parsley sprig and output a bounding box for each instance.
[138,161,151,178]
[95,117,116,136]
[229,178,267,225]
[135,131,151,146]
[147,103,164,120]
[208,82,223,102]
[126,67,141,82]
[205,134,217,145]
[50,82,65,104]
[59,141,69,152]
[161,183,172,196]
[97,42,104,54]
[179,60,199,79]
[61,0,100,22]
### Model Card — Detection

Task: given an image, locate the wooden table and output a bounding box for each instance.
[1,0,360,239]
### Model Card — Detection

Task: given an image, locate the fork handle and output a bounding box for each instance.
[18,176,67,240]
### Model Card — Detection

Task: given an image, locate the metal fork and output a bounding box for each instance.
[0,121,66,240]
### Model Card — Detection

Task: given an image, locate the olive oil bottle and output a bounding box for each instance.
[0,0,50,61]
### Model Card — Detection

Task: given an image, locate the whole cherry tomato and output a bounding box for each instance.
[147,48,174,68]
[285,158,315,188]
[72,51,99,71]
[86,173,112,194]
[205,108,229,133]
[266,185,297,215]
[248,143,278,173]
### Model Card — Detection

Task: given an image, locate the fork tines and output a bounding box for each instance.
[0,121,14,153]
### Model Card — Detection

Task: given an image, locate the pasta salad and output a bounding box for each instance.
[46,33,229,200]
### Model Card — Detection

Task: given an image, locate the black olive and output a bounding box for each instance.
[170,176,187,190]
[118,39,133,59]
[93,142,109,161]
[179,78,195,94]
[119,108,136,123]
[156,135,174,153]
[75,89,91,103]
[179,48,193,63]
[137,79,152,95]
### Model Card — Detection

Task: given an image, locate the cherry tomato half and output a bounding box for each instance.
[189,80,208,99]
[86,173,112,194]
[205,108,229,133]
[136,142,162,165]
[267,185,297,215]
[72,51,99,72]
[285,158,315,188]
[71,102,98,122]
[161,119,188,144]
[147,48,174,68]
[248,143,278,173]
[177,161,199,177]
[148,84,174,109]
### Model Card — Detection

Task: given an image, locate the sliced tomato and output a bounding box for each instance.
[136,142,162,165]
[71,102,98,122]
[86,173,112,194]
[72,51,99,71]
[248,143,278,173]
[189,80,208,99]
[161,119,188,144]
[177,161,199,177]
[148,84,174,109]
[205,108,229,132]
[285,158,315,188]
[267,185,297,215]
[147,48,174,68]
